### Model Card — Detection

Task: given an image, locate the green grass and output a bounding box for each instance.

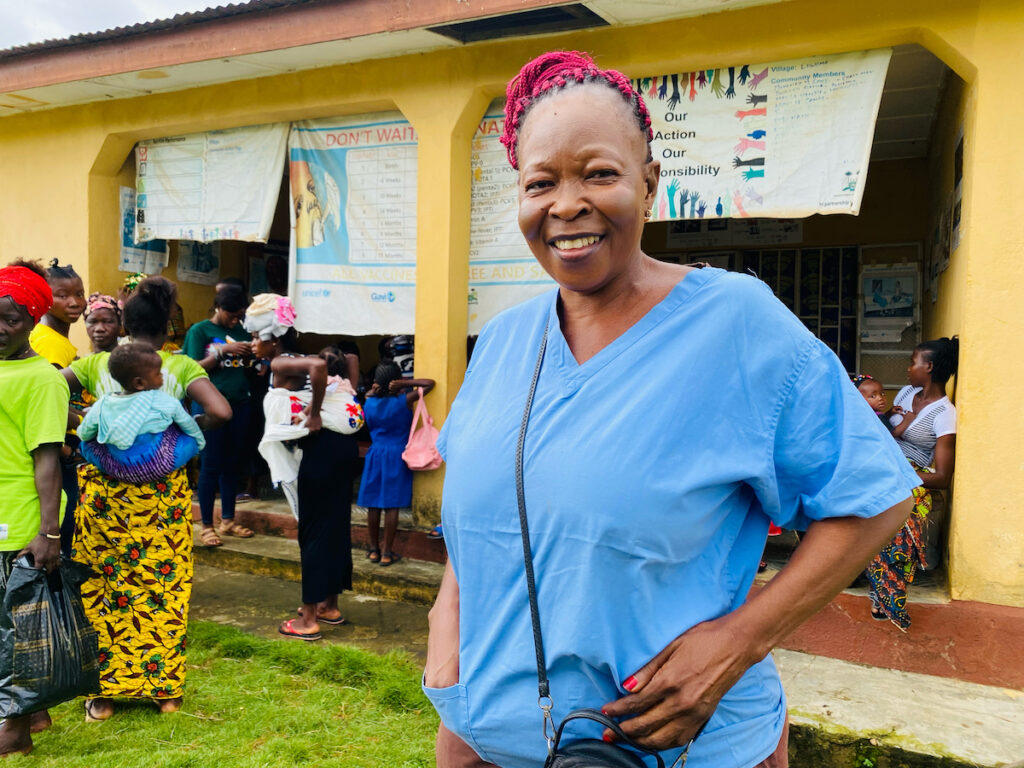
[12,621,438,767]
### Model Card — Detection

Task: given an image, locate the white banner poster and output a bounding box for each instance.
[641,49,891,221]
[288,113,418,335]
[135,123,288,244]
[468,103,555,335]
[119,186,168,273]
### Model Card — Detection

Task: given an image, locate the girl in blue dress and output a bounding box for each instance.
[357,361,434,566]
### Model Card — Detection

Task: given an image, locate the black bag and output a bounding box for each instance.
[0,556,100,717]
[517,328,692,768]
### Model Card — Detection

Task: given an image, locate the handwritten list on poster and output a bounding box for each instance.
[468,103,555,334]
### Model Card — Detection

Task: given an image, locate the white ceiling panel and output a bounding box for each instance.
[586,0,790,24]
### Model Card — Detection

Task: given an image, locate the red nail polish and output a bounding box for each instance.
[600,707,608,715]
[623,675,638,691]
[602,733,613,743]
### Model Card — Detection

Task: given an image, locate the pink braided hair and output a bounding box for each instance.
[499,50,654,170]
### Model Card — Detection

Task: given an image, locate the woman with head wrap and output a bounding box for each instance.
[423,52,917,768]
[60,276,231,722]
[0,261,71,754]
[244,295,361,641]
[83,293,122,354]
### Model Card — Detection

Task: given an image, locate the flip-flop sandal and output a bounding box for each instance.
[366,548,381,563]
[278,619,322,642]
[294,607,347,625]
[235,493,255,503]
[379,551,402,567]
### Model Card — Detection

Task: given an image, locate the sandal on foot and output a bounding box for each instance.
[199,527,222,547]
[278,618,321,642]
[379,551,401,567]
[366,548,381,563]
[84,698,113,722]
[218,521,254,538]
[294,607,347,625]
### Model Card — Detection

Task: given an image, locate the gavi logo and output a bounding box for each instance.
[370,291,397,303]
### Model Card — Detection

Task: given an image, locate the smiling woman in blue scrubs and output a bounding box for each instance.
[423,51,919,768]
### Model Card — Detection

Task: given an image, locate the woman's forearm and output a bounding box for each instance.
[308,360,327,417]
[731,500,912,661]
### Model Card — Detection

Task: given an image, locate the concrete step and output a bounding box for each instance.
[192,523,444,606]
[777,648,1024,768]
[192,498,447,563]
[194,500,1024,693]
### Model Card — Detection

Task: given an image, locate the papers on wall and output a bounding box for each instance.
[288,112,417,335]
[135,123,288,244]
[176,241,221,285]
[119,186,167,273]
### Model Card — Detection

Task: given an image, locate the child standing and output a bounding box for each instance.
[0,261,70,755]
[357,362,434,567]
[78,343,205,482]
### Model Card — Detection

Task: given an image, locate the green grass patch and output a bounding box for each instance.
[11,621,438,767]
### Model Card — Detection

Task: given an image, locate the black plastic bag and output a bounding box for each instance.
[0,557,100,717]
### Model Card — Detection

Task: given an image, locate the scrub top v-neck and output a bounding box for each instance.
[429,268,918,768]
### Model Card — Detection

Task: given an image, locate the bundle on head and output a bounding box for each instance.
[499,50,653,169]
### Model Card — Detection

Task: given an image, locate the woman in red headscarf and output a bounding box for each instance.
[0,260,71,755]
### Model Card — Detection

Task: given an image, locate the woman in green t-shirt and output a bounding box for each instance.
[183,284,254,547]
[0,260,69,756]
[61,277,230,723]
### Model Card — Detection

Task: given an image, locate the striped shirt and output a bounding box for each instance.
[890,385,957,467]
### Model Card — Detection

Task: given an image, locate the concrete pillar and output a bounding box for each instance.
[396,87,492,525]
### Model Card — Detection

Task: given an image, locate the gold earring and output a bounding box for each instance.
[644,209,652,221]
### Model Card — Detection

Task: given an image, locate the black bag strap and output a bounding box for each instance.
[515,325,550,703]
[516,324,698,768]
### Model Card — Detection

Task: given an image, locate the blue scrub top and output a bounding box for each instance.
[428,268,918,768]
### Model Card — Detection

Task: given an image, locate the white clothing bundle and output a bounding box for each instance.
[258,379,363,518]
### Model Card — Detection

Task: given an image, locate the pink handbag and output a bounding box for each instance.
[402,388,443,471]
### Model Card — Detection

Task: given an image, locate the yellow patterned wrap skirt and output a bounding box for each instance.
[73,464,193,699]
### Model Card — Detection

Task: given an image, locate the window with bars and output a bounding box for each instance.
[736,247,860,371]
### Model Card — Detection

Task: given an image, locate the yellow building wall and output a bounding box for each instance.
[1,0,1021,604]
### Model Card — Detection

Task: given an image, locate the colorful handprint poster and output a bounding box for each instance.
[640,48,891,221]
[288,113,418,334]
[467,101,556,334]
